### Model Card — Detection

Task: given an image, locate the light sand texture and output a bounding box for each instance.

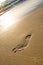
[0,4,43,65]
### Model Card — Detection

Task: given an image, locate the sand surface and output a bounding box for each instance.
[0,4,43,65]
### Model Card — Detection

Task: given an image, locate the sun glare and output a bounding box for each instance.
[0,0,6,4]
[0,0,42,33]
[0,11,18,32]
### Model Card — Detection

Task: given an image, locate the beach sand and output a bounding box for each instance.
[0,4,43,65]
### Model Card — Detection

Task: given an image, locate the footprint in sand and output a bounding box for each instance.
[12,33,31,53]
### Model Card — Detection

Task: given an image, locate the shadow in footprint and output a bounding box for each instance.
[12,33,32,53]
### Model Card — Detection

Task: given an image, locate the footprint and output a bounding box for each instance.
[12,34,31,53]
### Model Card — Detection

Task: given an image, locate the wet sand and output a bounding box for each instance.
[0,4,43,65]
